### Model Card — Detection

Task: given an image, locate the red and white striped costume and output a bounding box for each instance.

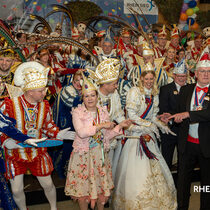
[1,96,59,179]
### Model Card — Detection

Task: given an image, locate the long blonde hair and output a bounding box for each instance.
[138,71,159,96]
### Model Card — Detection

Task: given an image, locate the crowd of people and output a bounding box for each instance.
[0,18,210,210]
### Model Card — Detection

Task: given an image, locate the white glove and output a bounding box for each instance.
[149,123,160,139]
[4,139,23,149]
[24,138,47,147]
[160,126,177,136]
[57,128,76,140]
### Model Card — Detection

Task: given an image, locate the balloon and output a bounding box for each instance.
[186,8,194,16]
[183,25,189,31]
[193,6,199,13]
[182,3,189,12]
[187,17,195,25]
[184,0,190,3]
[191,22,199,30]
[180,13,188,21]
[188,1,197,8]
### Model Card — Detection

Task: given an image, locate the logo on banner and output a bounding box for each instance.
[124,0,158,15]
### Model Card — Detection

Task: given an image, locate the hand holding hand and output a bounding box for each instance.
[119,119,134,129]
[157,113,172,124]
[168,112,189,123]
[102,122,116,129]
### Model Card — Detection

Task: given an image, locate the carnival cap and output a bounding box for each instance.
[14,61,50,91]
[89,58,121,84]
[71,27,79,38]
[103,28,114,45]
[143,41,154,56]
[95,30,106,38]
[121,28,130,37]
[158,25,167,38]
[171,24,179,39]
[196,52,210,69]
[173,59,187,74]
[81,73,96,95]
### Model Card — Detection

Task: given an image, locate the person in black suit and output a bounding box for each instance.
[159,59,187,169]
[160,52,210,210]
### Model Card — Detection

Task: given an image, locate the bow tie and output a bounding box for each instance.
[196,86,208,93]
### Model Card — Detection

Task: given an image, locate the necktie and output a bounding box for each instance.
[196,86,208,93]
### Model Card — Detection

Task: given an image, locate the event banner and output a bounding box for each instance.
[124,0,158,15]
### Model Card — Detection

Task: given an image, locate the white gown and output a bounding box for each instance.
[112,87,177,210]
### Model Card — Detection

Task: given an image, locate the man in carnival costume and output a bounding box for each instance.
[0,61,75,210]
[154,25,168,58]
[0,111,46,210]
[0,49,16,99]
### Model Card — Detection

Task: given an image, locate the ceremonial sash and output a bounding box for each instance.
[89,108,105,166]
[140,96,154,119]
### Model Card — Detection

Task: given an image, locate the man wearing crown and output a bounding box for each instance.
[0,61,74,210]
[0,49,15,99]
[160,52,210,210]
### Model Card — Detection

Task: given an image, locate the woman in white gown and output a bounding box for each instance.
[113,62,177,210]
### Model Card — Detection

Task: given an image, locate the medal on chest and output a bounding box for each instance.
[193,88,207,111]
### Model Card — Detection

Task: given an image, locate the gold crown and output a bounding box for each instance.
[143,42,154,56]
[14,61,50,91]
[94,58,121,84]
[82,73,96,95]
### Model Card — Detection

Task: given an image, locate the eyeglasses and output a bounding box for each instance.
[198,70,210,74]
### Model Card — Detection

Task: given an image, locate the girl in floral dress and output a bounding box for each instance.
[65,76,131,210]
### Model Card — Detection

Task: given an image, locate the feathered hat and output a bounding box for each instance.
[14,61,50,91]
